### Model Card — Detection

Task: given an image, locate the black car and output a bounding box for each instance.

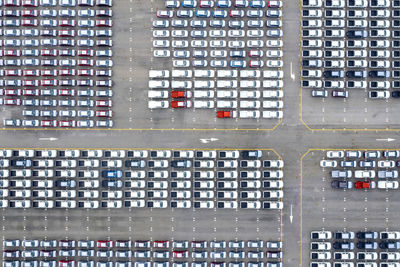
[10,159,31,167]
[379,242,400,249]
[346,71,366,78]
[346,30,367,38]
[302,40,315,47]
[125,160,144,168]
[324,70,344,78]
[357,242,377,250]
[331,180,352,189]
[369,70,389,78]
[347,10,357,17]
[394,81,400,88]
[357,231,378,239]
[102,180,122,188]
[392,91,400,98]
[241,150,261,159]
[333,242,354,250]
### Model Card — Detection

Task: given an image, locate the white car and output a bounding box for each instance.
[263,111,283,119]
[148,101,169,109]
[217,101,237,108]
[320,160,337,168]
[194,101,215,108]
[326,151,345,158]
[263,101,283,109]
[148,80,169,89]
[148,90,168,99]
[378,181,399,189]
[240,101,260,109]
[355,170,375,178]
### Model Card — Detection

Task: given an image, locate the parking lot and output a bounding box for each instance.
[300,0,400,129]
[301,149,400,267]
[0,148,284,209]
[120,0,284,130]
[0,0,114,129]
[0,148,283,265]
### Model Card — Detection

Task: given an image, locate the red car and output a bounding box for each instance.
[41,49,58,56]
[78,59,94,66]
[217,111,238,118]
[96,19,112,27]
[23,89,39,96]
[22,0,38,6]
[78,69,94,76]
[96,110,113,117]
[21,19,38,26]
[5,89,21,96]
[77,50,94,57]
[173,251,189,258]
[58,89,76,97]
[97,240,113,248]
[21,10,38,17]
[156,10,173,18]
[41,70,57,76]
[59,261,74,267]
[171,100,192,108]
[249,60,264,68]
[40,120,57,127]
[153,241,169,248]
[23,70,39,76]
[199,0,214,7]
[248,50,263,58]
[355,181,376,189]
[60,121,76,128]
[4,99,21,105]
[5,70,22,76]
[96,100,112,107]
[59,69,76,76]
[229,10,244,17]
[171,91,192,98]
[4,50,21,57]
[5,0,21,6]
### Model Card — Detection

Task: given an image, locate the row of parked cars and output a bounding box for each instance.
[3,239,281,249]
[3,262,282,267]
[0,149,274,159]
[2,0,112,7]
[163,0,281,8]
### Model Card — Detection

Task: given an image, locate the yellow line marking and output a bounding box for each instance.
[0,148,279,151]
[0,123,282,131]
